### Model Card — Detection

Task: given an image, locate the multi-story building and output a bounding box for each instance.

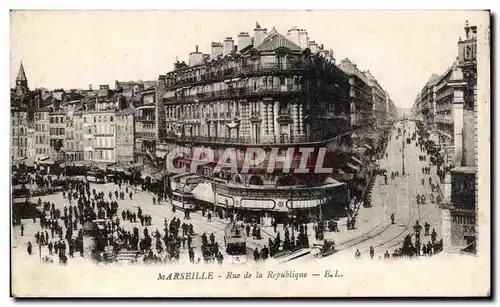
[49,109,66,157]
[11,108,29,161]
[407,21,478,254]
[387,95,398,120]
[134,103,156,164]
[73,112,85,161]
[26,124,35,161]
[116,108,135,163]
[91,110,116,163]
[34,108,51,160]
[115,80,145,99]
[338,58,372,130]
[139,86,156,106]
[62,100,83,162]
[432,68,455,163]
[82,112,93,160]
[156,24,353,221]
[364,71,386,146]
[420,74,439,133]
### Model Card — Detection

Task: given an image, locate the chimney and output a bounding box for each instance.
[211,42,223,59]
[254,21,265,47]
[223,37,234,56]
[329,49,336,64]
[237,32,252,50]
[298,30,308,49]
[188,45,204,66]
[309,40,318,53]
[287,26,300,46]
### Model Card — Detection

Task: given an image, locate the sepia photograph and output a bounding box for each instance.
[9,10,491,297]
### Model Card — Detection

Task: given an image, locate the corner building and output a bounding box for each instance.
[157,24,352,222]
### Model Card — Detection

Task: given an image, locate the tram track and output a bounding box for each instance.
[333,173,398,252]
[359,159,413,254]
[316,123,418,259]
[321,129,404,256]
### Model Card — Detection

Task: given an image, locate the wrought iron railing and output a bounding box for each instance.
[167,63,313,89]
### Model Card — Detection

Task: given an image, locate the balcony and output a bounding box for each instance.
[322,112,350,122]
[164,129,352,146]
[136,116,155,122]
[250,111,261,122]
[434,116,454,125]
[167,63,312,90]
[167,85,305,104]
[435,88,454,102]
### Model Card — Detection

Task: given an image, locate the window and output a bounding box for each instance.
[49,117,53,123]
[94,117,96,123]
[110,116,114,122]
[280,77,286,86]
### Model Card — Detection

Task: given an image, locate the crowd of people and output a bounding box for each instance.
[18,177,230,266]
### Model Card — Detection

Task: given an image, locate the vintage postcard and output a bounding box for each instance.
[10,10,490,297]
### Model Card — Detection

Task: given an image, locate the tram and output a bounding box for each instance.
[224,223,248,264]
[86,171,105,183]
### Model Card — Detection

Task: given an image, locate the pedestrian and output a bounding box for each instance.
[431,229,437,243]
[355,249,361,260]
[20,224,24,236]
[369,246,374,259]
[27,241,32,255]
[253,248,260,262]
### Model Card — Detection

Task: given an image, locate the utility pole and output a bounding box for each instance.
[402,123,406,176]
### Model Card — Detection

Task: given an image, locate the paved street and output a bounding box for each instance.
[12,180,276,265]
[295,121,443,262]
[12,120,444,266]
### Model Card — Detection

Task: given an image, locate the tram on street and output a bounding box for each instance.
[86,171,105,183]
[224,222,248,264]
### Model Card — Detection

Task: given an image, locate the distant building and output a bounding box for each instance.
[34,107,51,160]
[338,58,372,129]
[49,107,66,158]
[15,62,29,97]
[438,21,478,255]
[11,108,29,161]
[115,108,135,164]
[90,111,116,163]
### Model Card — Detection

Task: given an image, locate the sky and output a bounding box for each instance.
[10,10,488,109]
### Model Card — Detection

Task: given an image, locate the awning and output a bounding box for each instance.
[346,163,360,172]
[38,159,56,165]
[364,144,373,150]
[191,182,214,203]
[351,156,363,165]
[324,177,345,188]
[289,199,325,209]
[25,159,35,167]
[156,151,167,158]
[333,172,354,181]
[37,155,49,161]
[171,172,191,180]
[140,167,158,179]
